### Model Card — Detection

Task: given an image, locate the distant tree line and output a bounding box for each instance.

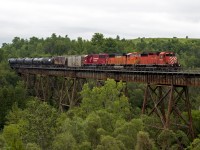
[1,33,200,67]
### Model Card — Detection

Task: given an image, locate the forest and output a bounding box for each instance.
[0,33,200,149]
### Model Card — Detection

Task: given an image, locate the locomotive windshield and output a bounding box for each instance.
[166,53,175,56]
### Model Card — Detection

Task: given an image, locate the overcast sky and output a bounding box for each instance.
[1,0,200,45]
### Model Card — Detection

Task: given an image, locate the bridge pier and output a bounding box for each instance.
[23,74,87,111]
[142,84,194,139]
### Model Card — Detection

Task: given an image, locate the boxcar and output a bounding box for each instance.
[53,56,67,66]
[68,55,84,67]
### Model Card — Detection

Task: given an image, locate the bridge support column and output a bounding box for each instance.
[142,84,194,139]
[23,74,87,111]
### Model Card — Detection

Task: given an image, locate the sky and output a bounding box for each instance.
[1,0,200,45]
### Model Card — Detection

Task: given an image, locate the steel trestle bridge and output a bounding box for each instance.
[12,66,200,139]
[15,66,200,86]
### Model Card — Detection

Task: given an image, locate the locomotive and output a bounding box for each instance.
[8,51,180,70]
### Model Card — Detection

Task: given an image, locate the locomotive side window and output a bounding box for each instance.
[141,53,148,57]
[99,55,106,58]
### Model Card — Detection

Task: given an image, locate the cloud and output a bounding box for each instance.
[0,0,200,46]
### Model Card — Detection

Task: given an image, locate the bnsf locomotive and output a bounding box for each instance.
[8,51,179,70]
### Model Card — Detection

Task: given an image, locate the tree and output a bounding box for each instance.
[135,131,156,150]
[0,81,26,129]
[91,33,104,46]
[103,38,117,53]
[96,135,125,150]
[25,143,41,150]
[80,79,131,119]
[157,129,177,149]
[91,33,105,53]
[0,134,6,149]
[187,135,200,150]
[191,110,200,135]
[2,124,24,150]
[113,119,144,149]
[56,114,87,144]
[18,100,59,150]
[52,133,77,150]
[84,112,102,148]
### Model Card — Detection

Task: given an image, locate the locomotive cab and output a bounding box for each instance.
[84,54,108,65]
[126,52,140,65]
[159,52,178,66]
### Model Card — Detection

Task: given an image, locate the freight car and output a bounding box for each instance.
[8,51,180,70]
[8,55,85,68]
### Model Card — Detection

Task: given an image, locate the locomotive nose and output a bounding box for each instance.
[169,56,178,64]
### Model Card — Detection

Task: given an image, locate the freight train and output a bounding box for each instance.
[8,51,180,70]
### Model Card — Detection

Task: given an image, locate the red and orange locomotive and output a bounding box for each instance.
[84,51,179,67]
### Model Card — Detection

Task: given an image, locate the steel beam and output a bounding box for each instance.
[142,84,194,139]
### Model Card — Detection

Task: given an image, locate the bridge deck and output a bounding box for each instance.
[13,67,200,86]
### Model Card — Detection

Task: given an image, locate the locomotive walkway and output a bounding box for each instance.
[14,66,200,86]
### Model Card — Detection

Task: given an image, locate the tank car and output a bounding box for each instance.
[24,58,33,65]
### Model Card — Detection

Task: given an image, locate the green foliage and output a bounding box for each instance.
[52,133,77,150]
[141,115,162,138]
[187,135,200,150]
[191,110,200,135]
[56,114,86,144]
[81,79,131,119]
[135,131,156,150]
[78,141,92,150]
[127,83,144,109]
[18,100,59,150]
[0,62,19,86]
[96,135,126,150]
[157,129,177,149]
[25,143,41,150]
[113,118,144,149]
[0,134,6,149]
[6,103,23,125]
[2,124,24,150]
[183,110,200,137]
[84,112,102,147]
[0,81,27,128]
[96,110,115,133]
[175,130,190,148]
